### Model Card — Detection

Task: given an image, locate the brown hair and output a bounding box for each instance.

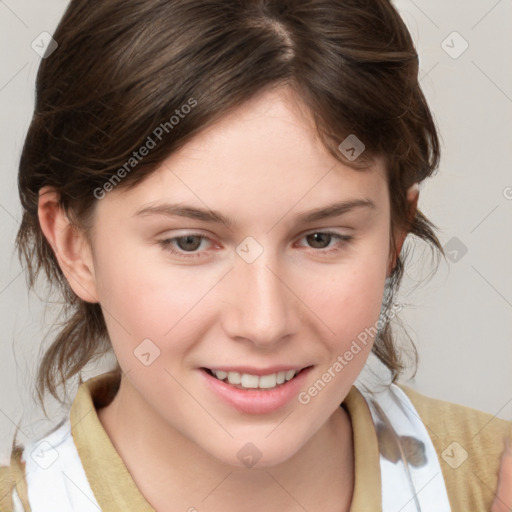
[16,0,445,410]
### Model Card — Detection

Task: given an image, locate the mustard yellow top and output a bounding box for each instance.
[0,371,510,511]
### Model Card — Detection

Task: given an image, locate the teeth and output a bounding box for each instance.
[227,371,241,385]
[240,374,259,388]
[212,369,300,389]
[259,374,277,389]
[285,369,296,381]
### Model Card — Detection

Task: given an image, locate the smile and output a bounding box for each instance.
[200,365,314,414]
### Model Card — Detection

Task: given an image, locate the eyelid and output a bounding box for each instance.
[300,227,353,237]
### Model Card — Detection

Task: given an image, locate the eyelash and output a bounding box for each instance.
[157,231,354,260]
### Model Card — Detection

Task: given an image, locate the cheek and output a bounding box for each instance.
[92,239,212,352]
[295,255,388,412]
[301,250,388,345]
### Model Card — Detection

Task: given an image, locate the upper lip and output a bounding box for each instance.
[203,365,312,376]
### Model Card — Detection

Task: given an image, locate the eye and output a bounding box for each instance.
[157,230,353,261]
[158,234,213,259]
[297,231,353,254]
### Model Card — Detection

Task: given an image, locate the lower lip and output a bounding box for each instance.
[200,367,313,415]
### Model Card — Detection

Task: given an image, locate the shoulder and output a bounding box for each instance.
[0,446,30,512]
[0,372,119,512]
[0,418,75,512]
[398,383,512,511]
[0,460,16,511]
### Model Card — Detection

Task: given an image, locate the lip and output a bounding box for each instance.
[200,365,313,415]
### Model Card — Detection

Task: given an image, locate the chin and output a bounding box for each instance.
[206,436,305,470]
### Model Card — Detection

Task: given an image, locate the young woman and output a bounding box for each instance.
[1,0,511,511]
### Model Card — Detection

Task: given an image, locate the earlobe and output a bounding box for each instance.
[406,182,420,215]
[38,186,99,303]
[387,183,420,276]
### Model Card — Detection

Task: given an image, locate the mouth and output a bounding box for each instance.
[201,366,312,391]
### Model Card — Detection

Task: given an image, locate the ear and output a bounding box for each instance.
[387,183,419,276]
[38,186,99,303]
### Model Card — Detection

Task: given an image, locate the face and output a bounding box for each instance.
[82,86,397,467]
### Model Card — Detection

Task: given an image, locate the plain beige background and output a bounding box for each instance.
[0,0,511,460]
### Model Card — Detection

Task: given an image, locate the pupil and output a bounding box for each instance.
[177,235,201,251]
[307,233,330,249]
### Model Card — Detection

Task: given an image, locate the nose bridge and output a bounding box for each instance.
[224,250,296,346]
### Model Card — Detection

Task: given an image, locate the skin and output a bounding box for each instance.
[491,439,512,512]
[38,85,418,512]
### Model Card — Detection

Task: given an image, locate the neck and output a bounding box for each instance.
[97,376,354,512]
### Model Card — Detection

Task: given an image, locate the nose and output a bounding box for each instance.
[221,252,299,348]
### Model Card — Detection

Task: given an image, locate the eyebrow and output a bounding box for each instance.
[134,198,376,227]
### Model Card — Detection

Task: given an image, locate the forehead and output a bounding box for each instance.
[169,86,380,175]
[96,86,388,221]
